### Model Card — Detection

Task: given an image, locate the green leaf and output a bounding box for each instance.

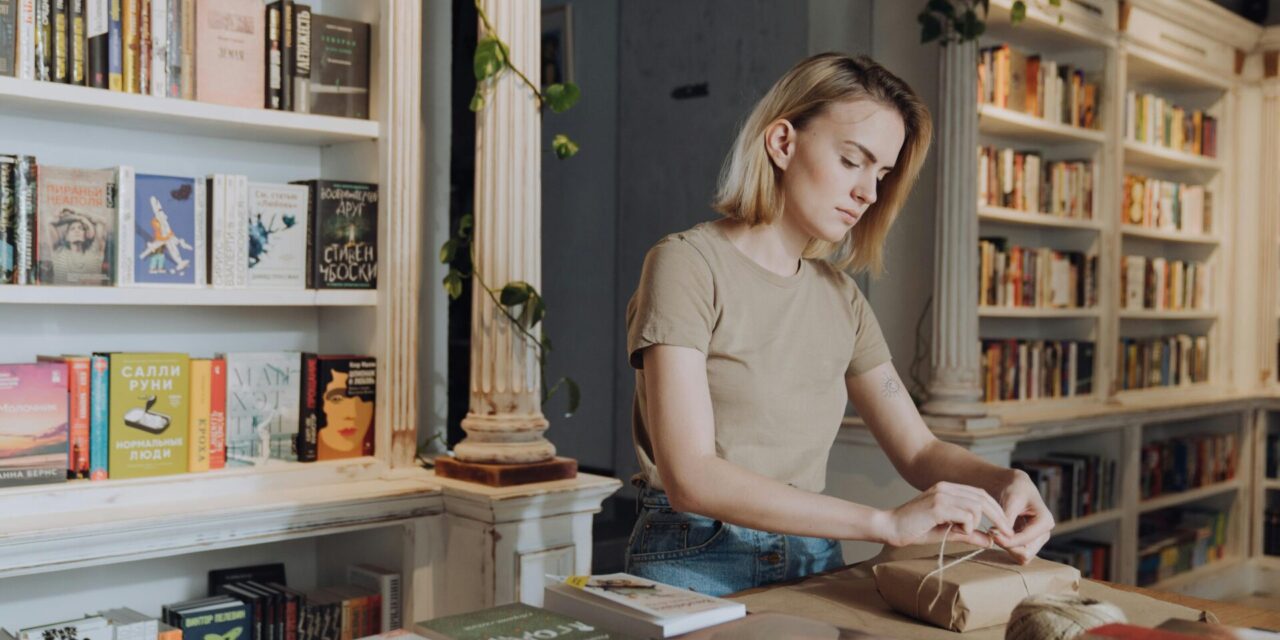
[530,296,546,328]
[564,377,580,418]
[474,37,506,81]
[918,12,944,43]
[459,213,474,239]
[927,0,955,17]
[443,271,464,300]
[440,239,457,264]
[1048,0,1061,6]
[540,335,553,353]
[552,134,580,159]
[1010,1,1026,24]
[500,282,532,306]
[543,82,581,113]
[469,91,486,112]
[960,9,985,40]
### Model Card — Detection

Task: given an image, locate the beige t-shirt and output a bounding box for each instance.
[626,221,893,493]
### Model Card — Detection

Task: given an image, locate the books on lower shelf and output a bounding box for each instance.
[1121,175,1212,236]
[1125,91,1218,158]
[0,155,379,290]
[978,146,1094,220]
[1137,506,1230,587]
[1116,335,1210,391]
[1013,452,1116,523]
[979,238,1097,309]
[1140,431,1238,500]
[980,339,1094,402]
[542,573,746,639]
[1121,256,1211,312]
[978,44,1100,129]
[1040,539,1112,581]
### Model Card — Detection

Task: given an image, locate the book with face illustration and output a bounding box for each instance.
[105,352,190,479]
[35,165,118,286]
[315,355,375,460]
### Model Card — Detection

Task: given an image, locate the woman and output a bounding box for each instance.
[623,53,1054,596]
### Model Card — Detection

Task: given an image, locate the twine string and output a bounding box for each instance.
[913,524,1034,620]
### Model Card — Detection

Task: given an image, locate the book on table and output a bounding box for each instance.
[542,573,746,639]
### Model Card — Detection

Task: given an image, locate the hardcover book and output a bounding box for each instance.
[106,352,190,478]
[296,179,378,289]
[314,355,375,460]
[35,355,91,478]
[0,362,69,488]
[120,171,206,286]
[1,155,17,283]
[303,13,369,119]
[13,154,37,285]
[35,165,117,286]
[188,357,211,472]
[415,603,638,640]
[223,352,301,466]
[246,182,308,289]
[170,599,250,640]
[0,0,15,76]
[86,0,106,87]
[194,0,263,108]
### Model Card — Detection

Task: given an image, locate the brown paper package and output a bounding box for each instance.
[872,550,1082,632]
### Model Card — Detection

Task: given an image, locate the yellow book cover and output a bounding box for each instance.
[189,358,211,472]
[122,0,136,93]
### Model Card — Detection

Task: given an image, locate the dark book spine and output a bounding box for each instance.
[265,2,280,109]
[0,0,15,76]
[106,0,119,89]
[34,0,49,80]
[13,155,36,285]
[50,0,65,81]
[299,178,315,288]
[279,0,292,111]
[86,0,105,86]
[0,157,14,283]
[297,352,318,462]
[68,0,83,83]
[292,3,310,112]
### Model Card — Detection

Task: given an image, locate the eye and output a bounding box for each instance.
[840,157,858,169]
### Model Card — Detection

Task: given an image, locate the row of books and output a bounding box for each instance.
[977,44,1100,129]
[0,352,375,487]
[0,156,379,289]
[1267,432,1278,479]
[1140,431,1238,500]
[1136,506,1229,587]
[977,146,1094,220]
[1122,175,1213,235]
[1121,256,1212,312]
[1124,91,1218,158]
[1116,335,1210,391]
[980,339,1095,402]
[1040,539,1111,581]
[1012,452,1116,524]
[978,238,1098,310]
[0,0,371,118]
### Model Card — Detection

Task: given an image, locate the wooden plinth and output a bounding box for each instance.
[435,456,578,487]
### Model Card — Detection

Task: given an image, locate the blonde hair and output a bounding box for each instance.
[712,53,932,276]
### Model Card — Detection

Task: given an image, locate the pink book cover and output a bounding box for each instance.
[195,0,264,108]
[0,363,70,487]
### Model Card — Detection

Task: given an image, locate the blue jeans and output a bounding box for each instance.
[623,483,845,597]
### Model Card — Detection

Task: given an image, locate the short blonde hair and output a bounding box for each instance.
[712,53,932,276]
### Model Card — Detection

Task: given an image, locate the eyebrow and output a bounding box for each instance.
[842,140,895,172]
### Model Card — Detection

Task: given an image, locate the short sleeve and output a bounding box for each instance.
[846,281,893,376]
[626,237,716,369]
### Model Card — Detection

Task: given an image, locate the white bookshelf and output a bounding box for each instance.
[978,104,1107,144]
[978,204,1104,231]
[979,306,1102,319]
[1138,479,1241,514]
[1054,509,1124,536]
[0,287,378,307]
[1120,225,1220,245]
[1118,309,1219,320]
[1123,140,1223,172]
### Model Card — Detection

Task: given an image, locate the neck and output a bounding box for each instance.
[717,217,810,277]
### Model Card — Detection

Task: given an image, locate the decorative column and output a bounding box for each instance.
[922,41,999,431]
[453,0,556,466]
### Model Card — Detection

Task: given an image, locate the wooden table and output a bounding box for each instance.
[1103,582,1280,632]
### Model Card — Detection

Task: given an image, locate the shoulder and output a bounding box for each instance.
[642,224,717,276]
[807,258,868,304]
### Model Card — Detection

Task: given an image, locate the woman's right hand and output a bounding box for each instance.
[877,481,1015,548]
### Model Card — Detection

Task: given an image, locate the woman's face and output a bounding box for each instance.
[319,370,374,452]
[771,99,906,244]
[66,221,86,243]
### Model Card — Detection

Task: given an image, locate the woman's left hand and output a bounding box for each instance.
[990,469,1055,564]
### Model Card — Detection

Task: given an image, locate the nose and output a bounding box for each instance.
[852,174,877,207]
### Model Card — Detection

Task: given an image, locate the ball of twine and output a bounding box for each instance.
[1005,593,1127,640]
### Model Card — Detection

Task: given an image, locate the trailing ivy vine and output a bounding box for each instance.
[918,0,1062,45]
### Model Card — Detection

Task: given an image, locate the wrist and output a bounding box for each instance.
[866,508,898,546]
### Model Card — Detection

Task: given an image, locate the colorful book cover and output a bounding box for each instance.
[13,154,37,285]
[35,165,117,286]
[414,603,637,640]
[36,355,91,478]
[188,357,210,473]
[70,0,85,84]
[316,356,374,460]
[107,0,120,90]
[246,182,308,289]
[209,357,226,469]
[86,0,106,87]
[224,352,301,466]
[121,0,134,91]
[1,155,17,283]
[194,0,263,108]
[107,352,189,478]
[297,179,378,289]
[174,601,250,640]
[89,353,109,479]
[0,362,69,488]
[306,14,369,119]
[129,172,205,286]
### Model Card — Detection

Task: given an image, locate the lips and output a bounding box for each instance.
[837,208,859,224]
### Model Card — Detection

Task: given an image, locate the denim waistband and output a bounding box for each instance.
[632,477,671,510]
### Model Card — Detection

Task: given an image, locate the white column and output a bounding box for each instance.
[456,0,555,463]
[922,41,997,430]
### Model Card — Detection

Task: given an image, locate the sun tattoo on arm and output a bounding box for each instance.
[880,373,901,399]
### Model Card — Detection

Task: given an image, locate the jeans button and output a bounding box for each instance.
[764,552,782,565]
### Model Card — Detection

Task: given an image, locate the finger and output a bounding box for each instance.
[939,482,1015,536]
[1004,507,1056,548]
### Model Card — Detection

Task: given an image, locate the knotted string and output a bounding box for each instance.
[913,523,1033,620]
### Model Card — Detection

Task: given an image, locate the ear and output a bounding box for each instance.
[764,119,797,171]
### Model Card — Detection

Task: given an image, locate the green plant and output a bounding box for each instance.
[918,0,1062,45]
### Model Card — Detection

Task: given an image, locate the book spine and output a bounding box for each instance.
[280,0,292,111]
[303,179,315,288]
[34,0,49,80]
[90,354,109,480]
[298,352,317,462]
[235,174,248,287]
[209,357,226,469]
[147,0,162,95]
[106,0,118,89]
[13,155,36,285]
[0,157,14,284]
[265,1,280,109]
[115,165,134,285]
[188,358,210,472]
[177,0,189,98]
[292,3,309,112]
[120,0,132,91]
[86,0,105,87]
[164,0,176,96]
[0,0,16,76]
[194,175,206,285]
[135,0,145,93]
[16,0,34,79]
[51,0,66,81]
[68,0,83,83]
[68,358,91,478]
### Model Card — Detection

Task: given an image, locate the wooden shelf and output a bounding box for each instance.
[980,306,1101,319]
[0,286,377,307]
[1146,556,1246,592]
[1139,479,1241,514]
[1126,45,1233,93]
[1119,309,1219,320]
[0,75,380,145]
[1055,509,1123,536]
[1120,225,1220,246]
[978,104,1107,144]
[978,205,1103,231]
[1124,140,1222,173]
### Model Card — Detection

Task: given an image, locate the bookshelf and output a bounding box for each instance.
[0,287,378,306]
